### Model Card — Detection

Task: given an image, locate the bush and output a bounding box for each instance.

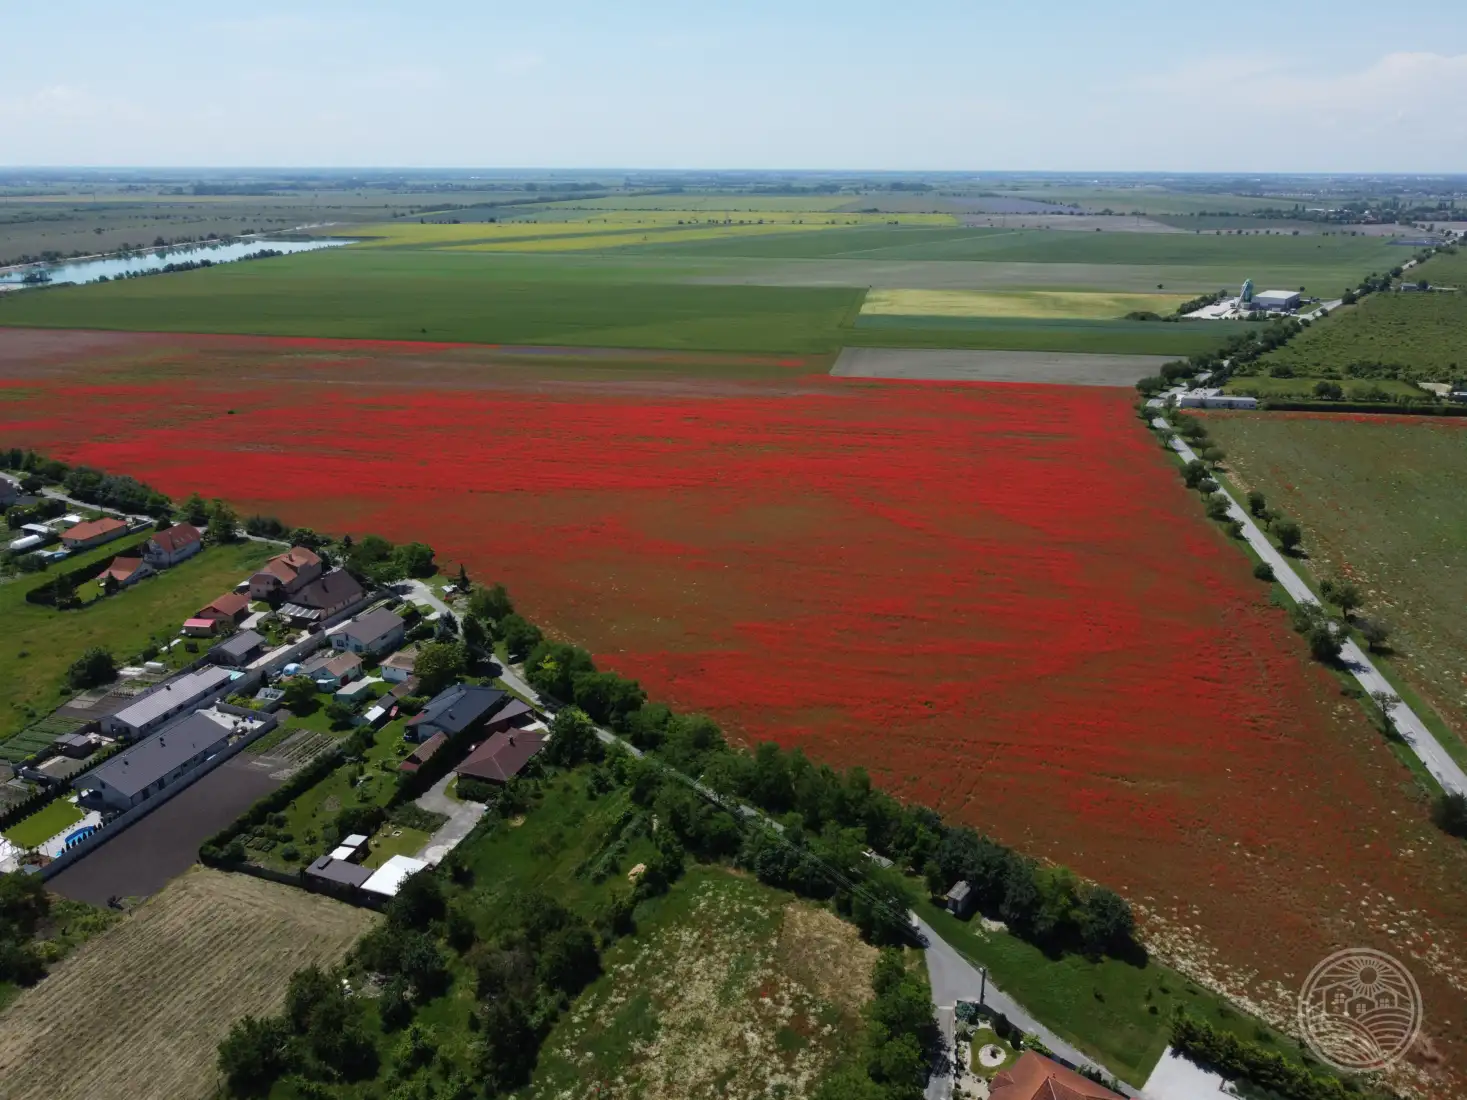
[1432,792,1467,839]
[66,647,116,689]
[1253,561,1275,581]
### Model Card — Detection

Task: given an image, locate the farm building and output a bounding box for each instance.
[455,729,546,784]
[989,1052,1123,1100]
[103,666,236,739]
[380,647,419,683]
[1174,388,1258,410]
[248,545,323,599]
[75,712,234,812]
[331,607,406,656]
[406,684,506,744]
[61,516,128,550]
[142,522,202,567]
[211,630,266,667]
[399,732,447,774]
[1252,289,1301,312]
[280,569,365,623]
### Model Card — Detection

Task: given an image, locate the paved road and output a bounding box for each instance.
[401,578,452,617]
[1298,297,1343,321]
[1159,421,1467,796]
[915,914,1138,1098]
[414,772,487,865]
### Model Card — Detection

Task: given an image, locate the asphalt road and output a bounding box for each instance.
[1160,421,1467,796]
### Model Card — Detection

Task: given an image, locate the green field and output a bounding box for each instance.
[0,537,273,746]
[1223,375,1429,400]
[1203,414,1467,746]
[851,314,1245,356]
[2,796,83,847]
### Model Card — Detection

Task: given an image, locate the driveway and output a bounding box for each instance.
[1160,422,1467,796]
[414,772,486,865]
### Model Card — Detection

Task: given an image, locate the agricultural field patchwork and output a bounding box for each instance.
[859,288,1192,319]
[3,329,1467,1068]
[1202,412,1467,747]
[0,868,377,1100]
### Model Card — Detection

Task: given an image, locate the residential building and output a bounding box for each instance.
[75,712,233,812]
[380,647,419,684]
[249,545,323,600]
[300,651,363,690]
[104,666,236,739]
[988,1052,1123,1100]
[455,729,546,784]
[483,697,535,735]
[406,684,506,744]
[196,591,251,625]
[183,616,227,637]
[334,678,376,705]
[331,607,407,657]
[399,731,447,773]
[61,516,128,550]
[212,630,266,667]
[101,555,153,589]
[142,522,202,567]
[280,569,365,623]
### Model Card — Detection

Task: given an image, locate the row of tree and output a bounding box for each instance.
[1170,1014,1388,1100]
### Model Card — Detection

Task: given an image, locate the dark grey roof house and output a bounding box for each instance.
[406,684,506,744]
[331,607,407,656]
[212,630,267,667]
[74,712,233,812]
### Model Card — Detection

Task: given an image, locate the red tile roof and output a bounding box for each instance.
[102,556,148,583]
[989,1053,1123,1100]
[455,729,546,783]
[399,732,448,773]
[256,545,321,585]
[63,516,127,543]
[199,591,251,620]
[150,522,201,554]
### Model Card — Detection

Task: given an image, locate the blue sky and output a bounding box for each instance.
[3,0,1465,171]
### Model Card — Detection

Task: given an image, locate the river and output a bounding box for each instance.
[0,238,350,288]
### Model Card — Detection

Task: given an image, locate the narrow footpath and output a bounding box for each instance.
[1157,419,1467,796]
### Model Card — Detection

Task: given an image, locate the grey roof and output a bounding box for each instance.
[340,607,403,647]
[79,713,231,799]
[292,569,364,610]
[410,684,505,737]
[305,856,373,887]
[110,666,235,730]
[213,630,266,663]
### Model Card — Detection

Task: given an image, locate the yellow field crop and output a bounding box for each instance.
[859,289,1193,320]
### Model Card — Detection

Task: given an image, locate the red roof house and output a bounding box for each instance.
[399,732,448,774]
[989,1053,1124,1100]
[454,729,546,784]
[62,516,128,550]
[143,522,203,567]
[249,546,323,599]
[101,555,153,588]
[197,591,251,623]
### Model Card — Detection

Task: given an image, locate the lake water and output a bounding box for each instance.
[0,238,350,288]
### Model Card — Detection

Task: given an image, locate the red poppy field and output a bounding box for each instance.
[3,329,1466,1063]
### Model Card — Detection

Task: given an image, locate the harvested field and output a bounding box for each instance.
[47,755,284,905]
[526,867,875,1099]
[830,346,1172,385]
[0,868,375,1100]
[860,288,1191,319]
[4,330,1467,1089]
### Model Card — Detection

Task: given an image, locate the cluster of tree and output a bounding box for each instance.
[0,873,51,988]
[66,646,116,689]
[1433,791,1467,839]
[342,533,436,584]
[1289,602,1344,664]
[93,249,286,284]
[1173,289,1227,315]
[178,493,238,543]
[216,963,380,1095]
[927,828,1136,957]
[1170,1014,1391,1100]
[4,448,72,485]
[815,949,940,1100]
[461,581,542,661]
[5,495,64,530]
[62,466,171,517]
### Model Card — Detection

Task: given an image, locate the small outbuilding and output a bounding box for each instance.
[945,880,977,919]
[361,854,430,899]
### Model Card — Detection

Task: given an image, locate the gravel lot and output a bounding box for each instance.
[830,347,1172,386]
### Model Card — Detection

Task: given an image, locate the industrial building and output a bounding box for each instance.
[1252,289,1301,312]
[103,665,236,739]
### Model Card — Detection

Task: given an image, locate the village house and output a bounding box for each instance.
[248,545,323,600]
[103,666,236,740]
[280,569,365,623]
[399,731,447,774]
[406,683,506,744]
[195,591,251,626]
[380,647,419,684]
[989,1052,1123,1100]
[331,607,407,657]
[101,555,154,589]
[455,728,547,785]
[61,516,128,550]
[211,630,266,668]
[299,650,363,691]
[75,712,236,813]
[142,522,202,568]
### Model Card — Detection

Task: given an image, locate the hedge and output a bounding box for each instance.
[1258,399,1467,417]
[1171,1014,1395,1100]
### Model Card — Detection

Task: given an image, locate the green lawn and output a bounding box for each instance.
[0,537,274,747]
[2,797,84,847]
[1223,375,1428,400]
[360,825,432,867]
[1202,414,1467,750]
